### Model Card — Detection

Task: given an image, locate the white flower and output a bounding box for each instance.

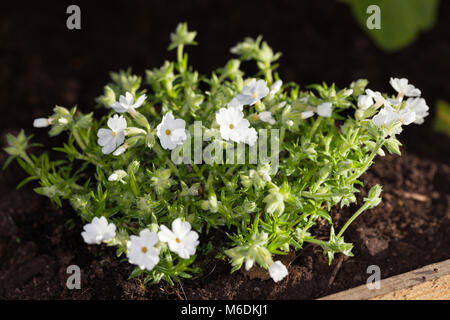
[112,143,128,156]
[158,218,199,259]
[97,115,127,154]
[372,104,415,128]
[81,216,116,245]
[357,94,374,110]
[259,111,275,125]
[301,110,314,119]
[110,92,146,114]
[390,77,421,98]
[33,118,52,128]
[216,107,257,145]
[372,105,398,128]
[234,79,269,106]
[286,120,294,127]
[405,97,429,124]
[127,229,160,271]
[108,169,127,182]
[365,89,388,107]
[227,97,244,111]
[108,173,118,181]
[316,102,333,117]
[397,108,416,125]
[244,127,258,146]
[270,80,283,95]
[268,260,288,282]
[156,112,187,150]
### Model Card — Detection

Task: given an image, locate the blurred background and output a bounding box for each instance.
[0,0,449,161]
[0,0,449,300]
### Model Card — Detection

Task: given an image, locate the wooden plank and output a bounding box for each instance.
[319,259,450,300]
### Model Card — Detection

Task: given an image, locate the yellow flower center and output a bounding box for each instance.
[141,246,148,253]
[229,124,234,130]
[176,238,181,244]
[112,131,117,137]
[251,93,257,99]
[165,129,171,136]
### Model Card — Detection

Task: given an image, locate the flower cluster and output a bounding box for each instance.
[367,78,429,132]
[4,24,429,286]
[82,216,199,271]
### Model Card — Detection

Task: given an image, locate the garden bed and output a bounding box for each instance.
[0,1,449,300]
[1,143,448,299]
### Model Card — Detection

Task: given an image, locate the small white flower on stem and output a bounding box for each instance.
[108,173,118,181]
[390,77,421,100]
[372,105,398,128]
[244,127,258,146]
[227,97,244,111]
[235,79,270,106]
[108,169,127,182]
[97,115,127,154]
[286,120,294,127]
[81,216,116,245]
[316,102,333,117]
[365,89,387,107]
[245,258,255,271]
[216,107,257,145]
[301,110,314,119]
[397,108,416,125]
[357,95,374,110]
[158,218,199,259]
[259,111,276,125]
[156,112,187,150]
[33,118,53,128]
[111,92,146,115]
[270,80,283,95]
[268,260,288,282]
[112,143,128,156]
[127,229,160,271]
[405,97,429,124]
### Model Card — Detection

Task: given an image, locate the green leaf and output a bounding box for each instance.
[344,0,439,52]
[434,100,450,136]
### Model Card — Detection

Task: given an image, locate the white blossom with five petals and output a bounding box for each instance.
[405,97,429,124]
[97,115,127,154]
[234,79,269,106]
[158,218,199,259]
[81,216,116,245]
[389,78,421,99]
[127,229,160,271]
[216,107,257,146]
[110,92,146,115]
[156,112,187,150]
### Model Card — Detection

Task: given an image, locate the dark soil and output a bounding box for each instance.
[0,0,449,299]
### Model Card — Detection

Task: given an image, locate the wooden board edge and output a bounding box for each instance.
[318,259,450,300]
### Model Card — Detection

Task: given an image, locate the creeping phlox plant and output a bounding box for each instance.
[3,23,429,284]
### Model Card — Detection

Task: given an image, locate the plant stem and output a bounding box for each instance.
[72,127,86,151]
[304,238,328,246]
[21,153,35,168]
[345,138,384,184]
[337,202,370,238]
[264,66,273,85]
[177,44,184,73]
[153,142,180,178]
[308,117,322,139]
[301,191,343,199]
